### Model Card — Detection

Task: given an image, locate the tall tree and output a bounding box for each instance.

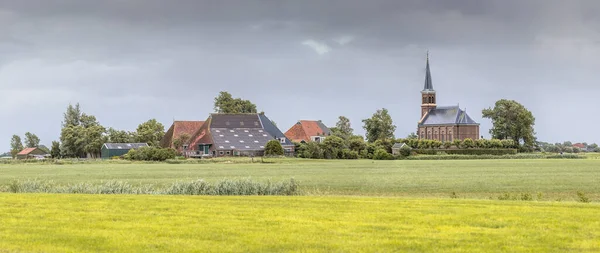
[106,128,135,143]
[362,108,396,143]
[213,91,257,113]
[333,116,353,140]
[24,132,40,148]
[406,132,418,140]
[10,135,24,158]
[50,141,61,158]
[59,104,106,158]
[482,99,536,149]
[62,103,82,127]
[136,119,165,146]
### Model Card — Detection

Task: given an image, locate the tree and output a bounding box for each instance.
[59,104,106,158]
[24,132,40,148]
[264,140,284,156]
[362,108,396,143]
[106,128,135,143]
[213,91,257,114]
[62,103,82,127]
[136,119,165,146]
[406,132,418,139]
[322,135,346,159]
[482,99,536,150]
[50,141,61,158]
[10,135,24,158]
[333,116,353,140]
[38,145,50,154]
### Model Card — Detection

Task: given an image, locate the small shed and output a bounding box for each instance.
[17,148,48,160]
[392,143,409,155]
[101,143,149,159]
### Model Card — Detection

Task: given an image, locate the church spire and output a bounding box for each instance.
[423,51,434,91]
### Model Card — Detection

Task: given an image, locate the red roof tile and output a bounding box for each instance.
[17,148,38,155]
[160,121,205,148]
[573,143,585,149]
[284,120,328,142]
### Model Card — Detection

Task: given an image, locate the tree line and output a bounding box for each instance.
[10,91,595,159]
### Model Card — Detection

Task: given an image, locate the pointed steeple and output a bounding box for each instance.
[423,51,434,91]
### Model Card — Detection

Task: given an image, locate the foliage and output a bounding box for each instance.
[24,132,40,148]
[50,141,61,158]
[332,116,353,140]
[373,148,393,160]
[124,147,177,161]
[482,99,536,150]
[362,108,396,143]
[213,91,257,113]
[413,149,518,156]
[60,103,107,158]
[461,138,475,149]
[322,135,346,159]
[135,119,165,147]
[406,132,418,139]
[107,128,136,143]
[299,142,324,159]
[399,145,412,157]
[10,135,24,158]
[264,140,285,156]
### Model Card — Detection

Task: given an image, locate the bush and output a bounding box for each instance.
[413,149,518,156]
[373,149,393,160]
[462,138,475,149]
[124,147,177,161]
[399,145,412,157]
[264,140,284,156]
[341,149,359,159]
[576,191,590,203]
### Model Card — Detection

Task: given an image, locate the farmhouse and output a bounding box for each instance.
[160,120,205,152]
[391,143,409,155]
[284,120,331,143]
[417,54,480,141]
[101,143,149,159]
[16,148,48,160]
[187,113,294,157]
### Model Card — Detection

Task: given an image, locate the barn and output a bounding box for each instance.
[16,148,48,160]
[101,143,149,159]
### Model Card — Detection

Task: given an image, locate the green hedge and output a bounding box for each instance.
[402,153,585,160]
[414,149,518,156]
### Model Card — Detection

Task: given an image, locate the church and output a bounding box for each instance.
[417,54,480,141]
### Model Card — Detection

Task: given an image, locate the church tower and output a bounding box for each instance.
[421,52,436,118]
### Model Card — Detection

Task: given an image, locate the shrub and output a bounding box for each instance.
[373,149,393,160]
[124,147,177,161]
[341,149,359,159]
[462,138,475,149]
[413,149,518,156]
[399,145,412,157]
[264,140,284,156]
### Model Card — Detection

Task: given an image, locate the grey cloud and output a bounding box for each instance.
[1,0,600,150]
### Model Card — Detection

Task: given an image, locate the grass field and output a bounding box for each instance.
[0,194,598,252]
[1,159,599,201]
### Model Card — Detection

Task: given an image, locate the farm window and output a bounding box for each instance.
[219,151,224,155]
[226,151,230,155]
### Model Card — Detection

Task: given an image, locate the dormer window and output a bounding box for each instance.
[183,145,188,150]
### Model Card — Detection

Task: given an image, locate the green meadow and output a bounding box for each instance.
[0,194,598,252]
[1,159,599,200]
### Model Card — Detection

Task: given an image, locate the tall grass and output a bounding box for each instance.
[4,178,300,196]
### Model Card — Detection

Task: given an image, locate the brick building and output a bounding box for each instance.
[417,54,480,141]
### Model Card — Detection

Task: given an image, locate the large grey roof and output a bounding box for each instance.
[315,121,331,136]
[211,128,275,151]
[209,114,262,129]
[419,106,479,126]
[103,143,148,150]
[423,54,434,91]
[258,114,294,146]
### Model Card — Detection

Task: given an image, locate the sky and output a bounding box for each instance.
[1,0,600,151]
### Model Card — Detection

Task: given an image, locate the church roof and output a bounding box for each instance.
[419,106,479,126]
[423,53,434,92]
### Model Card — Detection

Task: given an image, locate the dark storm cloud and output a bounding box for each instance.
[1,0,600,150]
